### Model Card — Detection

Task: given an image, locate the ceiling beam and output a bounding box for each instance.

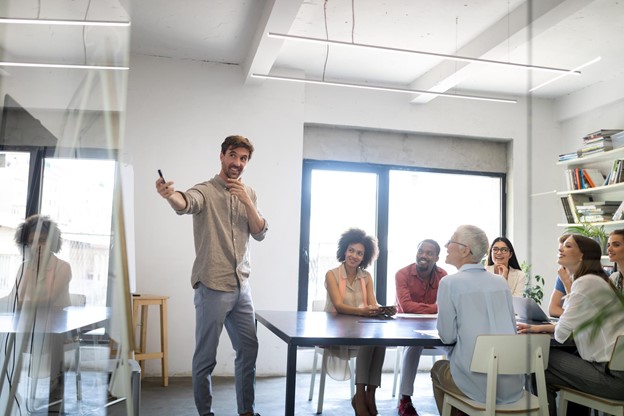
[409,0,594,104]
[242,0,303,84]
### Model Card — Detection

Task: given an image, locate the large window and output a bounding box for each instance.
[0,149,117,306]
[299,160,505,310]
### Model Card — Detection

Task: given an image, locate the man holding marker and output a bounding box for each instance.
[155,135,268,416]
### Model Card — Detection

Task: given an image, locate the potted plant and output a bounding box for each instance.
[564,222,608,254]
[521,261,545,305]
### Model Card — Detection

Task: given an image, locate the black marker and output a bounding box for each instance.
[158,169,166,183]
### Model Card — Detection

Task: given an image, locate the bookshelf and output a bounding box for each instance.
[557,146,624,228]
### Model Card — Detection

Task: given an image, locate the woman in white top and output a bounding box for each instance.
[518,234,624,416]
[607,229,624,293]
[325,228,384,416]
[485,237,527,296]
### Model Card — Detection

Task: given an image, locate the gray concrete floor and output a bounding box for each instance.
[140,371,439,416]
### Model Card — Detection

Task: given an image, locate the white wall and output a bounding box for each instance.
[124,54,304,376]
[122,53,563,376]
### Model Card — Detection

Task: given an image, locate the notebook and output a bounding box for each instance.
[512,297,552,323]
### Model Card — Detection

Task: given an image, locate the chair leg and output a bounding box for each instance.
[75,342,82,401]
[392,346,403,398]
[348,357,355,397]
[441,396,453,416]
[309,349,319,401]
[317,351,329,414]
[557,391,568,416]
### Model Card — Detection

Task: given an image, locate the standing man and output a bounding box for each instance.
[431,225,522,416]
[395,239,447,416]
[156,135,268,416]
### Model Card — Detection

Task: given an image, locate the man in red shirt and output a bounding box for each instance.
[396,239,447,416]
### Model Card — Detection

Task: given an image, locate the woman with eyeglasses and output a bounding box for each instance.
[485,237,527,296]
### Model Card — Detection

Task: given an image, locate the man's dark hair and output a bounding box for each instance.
[221,135,254,159]
[419,239,441,256]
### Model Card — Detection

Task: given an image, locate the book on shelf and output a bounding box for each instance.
[566,194,593,223]
[558,152,579,162]
[576,201,620,215]
[612,131,624,149]
[583,129,623,141]
[580,214,613,223]
[565,168,607,190]
[613,200,624,221]
[560,197,575,224]
[605,159,624,185]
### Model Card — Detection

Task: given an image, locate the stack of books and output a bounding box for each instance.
[578,129,623,157]
[560,194,593,224]
[576,201,621,223]
[558,151,579,162]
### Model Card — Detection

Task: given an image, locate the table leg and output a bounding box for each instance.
[160,300,169,387]
[139,305,149,377]
[285,343,298,416]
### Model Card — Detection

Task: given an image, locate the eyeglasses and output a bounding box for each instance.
[446,240,468,249]
[492,247,510,254]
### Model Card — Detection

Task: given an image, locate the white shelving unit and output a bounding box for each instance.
[557,147,624,229]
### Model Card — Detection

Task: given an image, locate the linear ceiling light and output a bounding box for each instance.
[0,17,130,27]
[529,56,601,92]
[0,61,129,71]
[252,73,517,104]
[268,32,580,76]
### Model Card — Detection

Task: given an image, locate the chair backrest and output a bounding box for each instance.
[69,293,87,307]
[470,334,551,414]
[312,299,325,312]
[609,334,624,371]
[470,334,551,375]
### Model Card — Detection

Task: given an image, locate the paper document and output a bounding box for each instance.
[397,313,438,319]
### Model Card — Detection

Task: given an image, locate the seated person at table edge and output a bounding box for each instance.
[485,236,526,296]
[518,234,624,416]
[431,225,522,416]
[548,234,572,318]
[395,239,447,416]
[7,215,72,399]
[325,228,384,416]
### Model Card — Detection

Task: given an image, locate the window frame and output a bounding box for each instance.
[298,158,506,310]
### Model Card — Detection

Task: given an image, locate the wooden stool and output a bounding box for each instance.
[132,294,169,386]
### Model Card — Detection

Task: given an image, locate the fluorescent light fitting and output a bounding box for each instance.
[0,17,130,27]
[268,32,580,76]
[529,56,602,92]
[252,73,517,104]
[0,61,128,71]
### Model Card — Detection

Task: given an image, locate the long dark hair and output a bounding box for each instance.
[486,236,521,270]
[571,235,609,281]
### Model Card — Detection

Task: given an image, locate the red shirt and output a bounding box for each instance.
[395,263,447,314]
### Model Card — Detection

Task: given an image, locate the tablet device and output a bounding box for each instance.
[512,297,551,323]
[375,305,397,319]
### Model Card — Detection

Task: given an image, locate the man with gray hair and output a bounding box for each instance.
[430,225,521,416]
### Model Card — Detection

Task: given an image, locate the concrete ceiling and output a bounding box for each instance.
[1,0,623,106]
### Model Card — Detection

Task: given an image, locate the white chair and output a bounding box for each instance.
[307,300,357,414]
[392,345,445,398]
[440,334,550,416]
[557,335,624,416]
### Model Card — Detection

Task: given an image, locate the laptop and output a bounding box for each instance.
[512,297,552,324]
